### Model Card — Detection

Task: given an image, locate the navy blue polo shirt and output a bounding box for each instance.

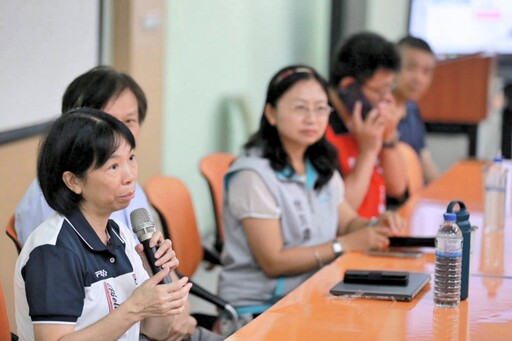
[14,210,149,340]
[397,101,427,155]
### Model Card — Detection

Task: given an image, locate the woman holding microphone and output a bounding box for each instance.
[15,108,191,341]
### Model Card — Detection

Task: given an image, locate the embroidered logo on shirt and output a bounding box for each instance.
[132,273,138,285]
[95,269,108,278]
[103,282,119,312]
[294,199,311,241]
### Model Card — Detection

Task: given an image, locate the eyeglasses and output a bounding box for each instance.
[362,81,395,99]
[287,104,333,118]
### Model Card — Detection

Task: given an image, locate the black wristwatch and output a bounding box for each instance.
[332,239,344,257]
[382,132,400,148]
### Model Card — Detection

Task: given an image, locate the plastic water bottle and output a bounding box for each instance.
[445,200,471,301]
[434,212,463,307]
[483,155,507,233]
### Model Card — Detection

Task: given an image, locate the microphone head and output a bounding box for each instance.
[130,208,155,242]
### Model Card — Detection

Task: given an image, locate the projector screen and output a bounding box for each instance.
[0,0,100,143]
[409,0,512,56]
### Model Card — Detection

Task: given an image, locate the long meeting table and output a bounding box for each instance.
[227,160,512,340]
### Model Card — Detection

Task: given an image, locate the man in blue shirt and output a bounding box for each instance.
[394,36,440,183]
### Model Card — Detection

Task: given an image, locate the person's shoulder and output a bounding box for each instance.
[16,179,43,207]
[228,153,264,178]
[231,169,266,185]
[19,213,66,258]
[230,149,268,171]
[227,151,279,192]
[325,169,344,189]
[16,179,49,219]
[330,170,343,183]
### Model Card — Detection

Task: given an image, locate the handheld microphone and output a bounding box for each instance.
[130,208,172,284]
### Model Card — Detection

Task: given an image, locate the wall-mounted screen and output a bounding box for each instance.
[409,0,512,56]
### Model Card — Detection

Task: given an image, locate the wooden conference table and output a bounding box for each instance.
[227,160,512,340]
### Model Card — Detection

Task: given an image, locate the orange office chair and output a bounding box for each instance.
[6,214,22,254]
[397,141,425,196]
[144,176,239,328]
[145,176,204,278]
[1,279,17,341]
[199,152,235,255]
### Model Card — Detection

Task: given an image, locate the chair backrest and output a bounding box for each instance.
[396,141,425,196]
[144,176,204,278]
[0,280,12,341]
[199,152,235,243]
[6,214,22,254]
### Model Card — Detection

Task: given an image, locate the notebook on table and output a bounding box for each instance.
[330,271,431,302]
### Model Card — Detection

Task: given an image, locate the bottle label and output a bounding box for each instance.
[436,238,462,257]
[485,185,506,192]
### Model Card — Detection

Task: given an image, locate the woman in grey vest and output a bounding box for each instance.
[218,65,404,334]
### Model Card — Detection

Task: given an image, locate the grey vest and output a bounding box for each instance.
[218,152,339,310]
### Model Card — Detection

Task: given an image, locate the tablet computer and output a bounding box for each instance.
[330,271,431,302]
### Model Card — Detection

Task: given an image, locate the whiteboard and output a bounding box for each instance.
[0,0,100,137]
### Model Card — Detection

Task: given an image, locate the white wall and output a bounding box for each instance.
[164,1,331,235]
[366,0,410,40]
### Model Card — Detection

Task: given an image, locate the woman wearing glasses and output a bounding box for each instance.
[218,65,403,334]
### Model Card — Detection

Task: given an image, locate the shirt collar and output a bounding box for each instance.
[275,159,318,190]
[66,210,125,251]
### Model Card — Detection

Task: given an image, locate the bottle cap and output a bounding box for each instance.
[446,200,470,222]
[443,212,457,222]
[493,154,503,163]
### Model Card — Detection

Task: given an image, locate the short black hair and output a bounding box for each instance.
[38,108,136,216]
[245,65,338,190]
[331,32,400,86]
[62,65,148,123]
[397,35,434,54]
